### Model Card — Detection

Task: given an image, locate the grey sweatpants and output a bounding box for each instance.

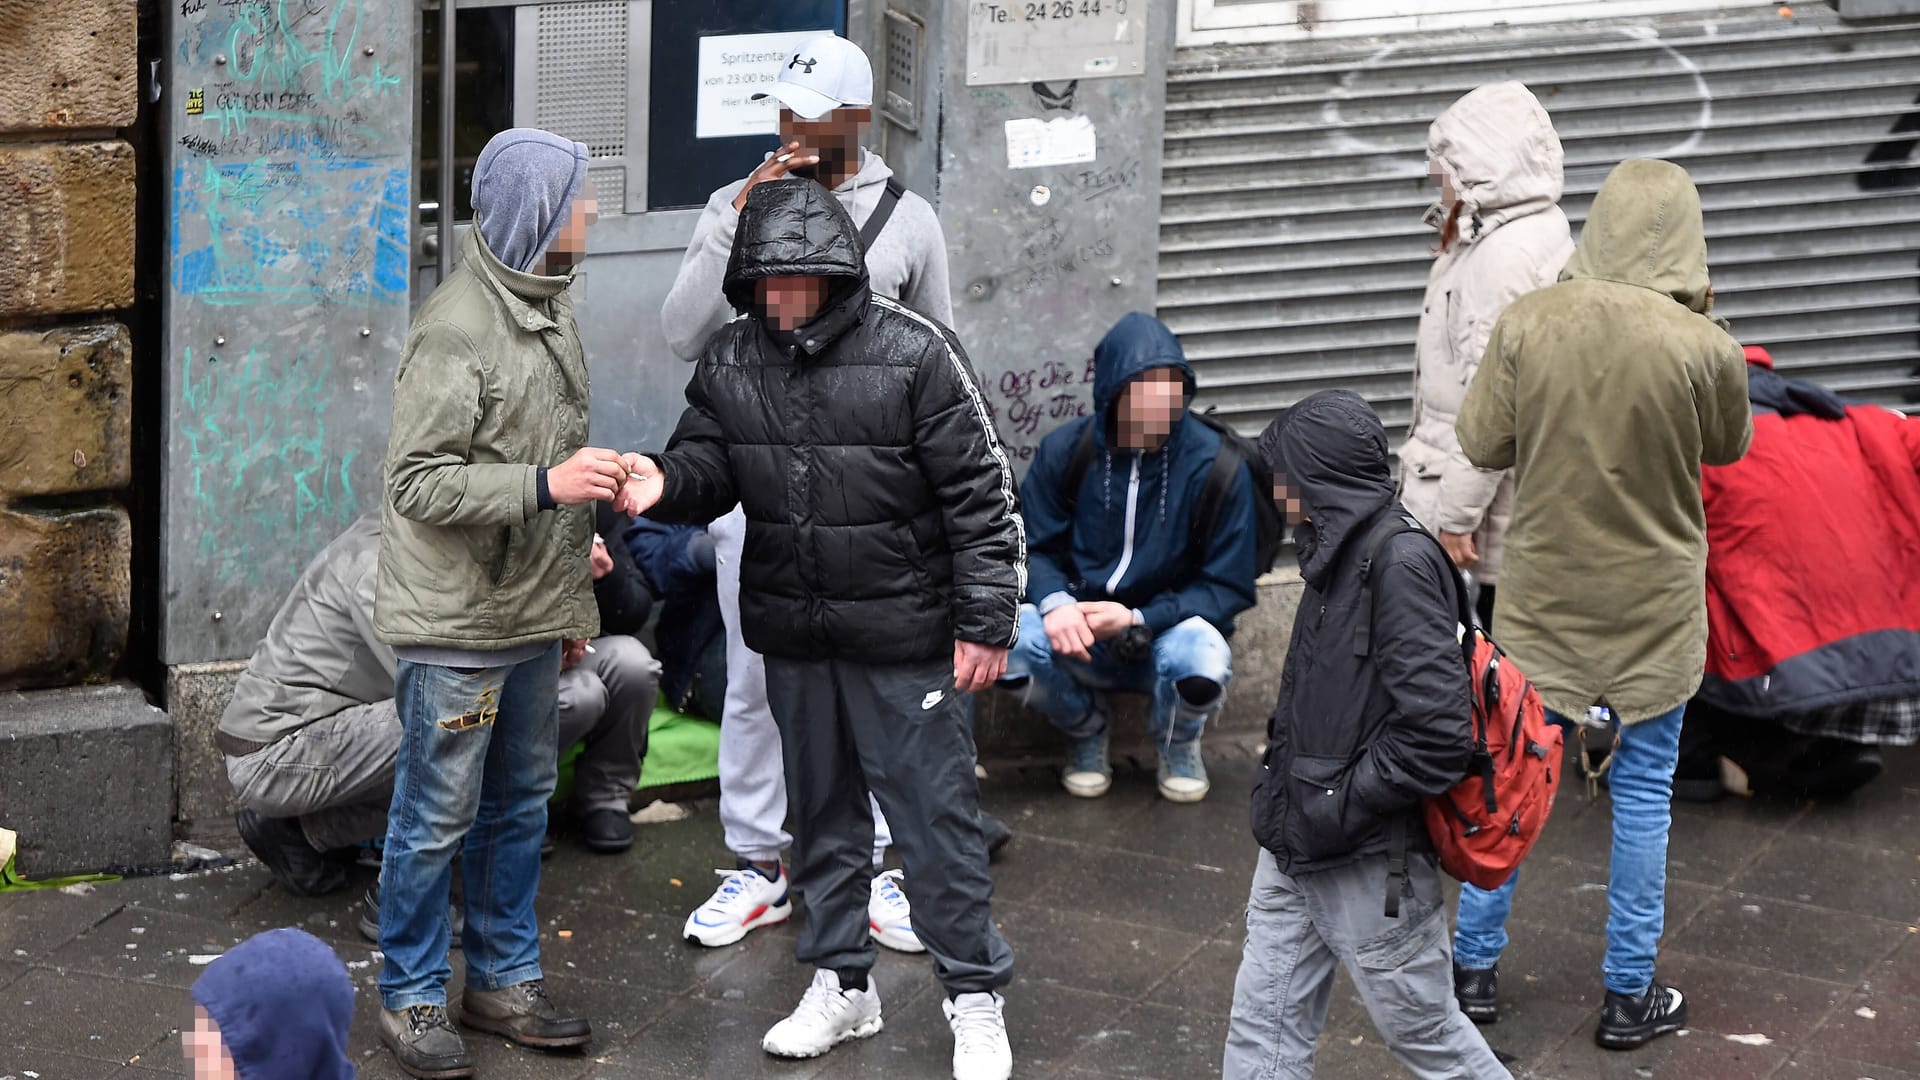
[763,654,1013,996]
[1223,849,1510,1080]
[227,635,659,850]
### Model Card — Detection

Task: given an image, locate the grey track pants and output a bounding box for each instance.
[228,635,659,850]
[1223,849,1511,1080]
[763,654,1014,996]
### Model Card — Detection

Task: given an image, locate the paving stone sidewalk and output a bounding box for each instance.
[4,742,1918,1079]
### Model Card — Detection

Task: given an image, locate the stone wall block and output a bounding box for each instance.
[0,141,137,317]
[0,506,131,689]
[0,0,139,131]
[0,322,132,498]
[166,661,245,845]
[0,683,173,876]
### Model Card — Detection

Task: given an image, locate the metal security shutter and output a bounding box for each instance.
[1159,8,1920,446]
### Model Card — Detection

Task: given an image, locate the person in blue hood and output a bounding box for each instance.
[1000,313,1259,803]
[183,928,356,1079]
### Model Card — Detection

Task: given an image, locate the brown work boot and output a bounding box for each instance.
[459,978,591,1048]
[379,1005,474,1079]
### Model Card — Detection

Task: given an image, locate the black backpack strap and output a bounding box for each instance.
[858,177,906,251]
[1189,441,1245,571]
[1355,513,1476,670]
[1060,420,1100,518]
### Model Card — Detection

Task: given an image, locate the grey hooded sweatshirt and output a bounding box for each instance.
[660,149,953,360]
[472,128,590,273]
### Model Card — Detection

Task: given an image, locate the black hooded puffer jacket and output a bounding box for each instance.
[1252,390,1475,875]
[650,179,1026,664]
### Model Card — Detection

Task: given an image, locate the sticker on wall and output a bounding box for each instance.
[186,88,204,116]
[695,29,835,140]
[1005,116,1096,169]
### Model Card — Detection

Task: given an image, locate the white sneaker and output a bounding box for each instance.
[945,992,1013,1080]
[683,865,793,948]
[762,968,884,1059]
[869,869,926,954]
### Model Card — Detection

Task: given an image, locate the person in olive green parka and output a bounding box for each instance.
[1449,158,1752,1052]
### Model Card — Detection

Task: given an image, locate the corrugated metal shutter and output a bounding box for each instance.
[1159,8,1920,447]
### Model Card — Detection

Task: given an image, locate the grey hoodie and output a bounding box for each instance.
[660,149,953,360]
[472,128,590,273]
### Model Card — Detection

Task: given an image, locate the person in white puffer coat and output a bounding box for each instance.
[1399,81,1574,627]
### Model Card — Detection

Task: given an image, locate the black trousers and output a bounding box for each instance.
[763,654,1015,995]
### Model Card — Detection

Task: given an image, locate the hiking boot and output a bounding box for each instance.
[236,809,348,897]
[358,879,464,947]
[379,1004,474,1079]
[762,969,884,1058]
[579,808,634,854]
[869,869,924,954]
[1596,981,1688,1050]
[1454,963,1499,1024]
[1062,730,1112,798]
[1156,738,1210,803]
[459,978,591,1048]
[946,992,1013,1080]
[684,864,793,948]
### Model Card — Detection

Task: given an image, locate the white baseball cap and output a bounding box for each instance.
[751,34,873,120]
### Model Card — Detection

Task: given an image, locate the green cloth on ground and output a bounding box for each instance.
[553,695,721,804]
[0,828,121,892]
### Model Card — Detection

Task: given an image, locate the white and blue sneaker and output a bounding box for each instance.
[1157,738,1210,803]
[1062,729,1112,798]
[869,869,925,953]
[683,864,792,948]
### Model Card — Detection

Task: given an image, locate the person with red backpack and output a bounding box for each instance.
[1224,390,1511,1080]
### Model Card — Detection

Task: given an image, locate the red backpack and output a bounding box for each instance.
[1358,514,1563,915]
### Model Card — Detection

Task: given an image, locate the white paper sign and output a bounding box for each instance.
[695,30,830,140]
[1004,115,1098,169]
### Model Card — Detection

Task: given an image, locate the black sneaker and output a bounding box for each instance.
[380,1004,475,1079]
[1596,981,1688,1050]
[980,810,1014,861]
[1454,963,1499,1024]
[236,809,347,897]
[580,808,634,854]
[359,880,465,947]
[459,978,592,1048]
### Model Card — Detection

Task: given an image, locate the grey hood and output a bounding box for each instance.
[1428,81,1564,243]
[471,127,590,272]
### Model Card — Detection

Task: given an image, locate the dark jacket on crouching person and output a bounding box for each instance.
[645,178,1024,663]
[1252,390,1475,878]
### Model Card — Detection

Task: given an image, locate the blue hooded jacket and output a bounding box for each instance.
[1022,313,1259,635]
[191,927,355,1080]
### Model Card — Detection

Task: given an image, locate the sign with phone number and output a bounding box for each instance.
[966,0,1147,87]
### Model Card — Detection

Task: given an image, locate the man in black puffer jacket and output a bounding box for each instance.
[618,178,1023,1078]
[1223,390,1508,1079]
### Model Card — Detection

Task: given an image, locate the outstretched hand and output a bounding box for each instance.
[614,453,665,517]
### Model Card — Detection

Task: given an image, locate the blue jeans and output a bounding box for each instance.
[379,648,561,1010]
[1001,604,1232,745]
[1453,705,1686,997]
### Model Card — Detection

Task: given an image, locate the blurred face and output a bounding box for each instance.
[543,182,599,274]
[1116,368,1185,451]
[1273,474,1307,524]
[780,107,870,182]
[182,1007,237,1079]
[756,275,831,331]
[1429,160,1458,209]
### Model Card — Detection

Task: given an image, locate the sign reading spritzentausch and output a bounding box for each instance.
[967,0,1148,86]
[696,29,834,139]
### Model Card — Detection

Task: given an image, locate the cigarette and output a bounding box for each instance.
[584,644,596,654]
[774,152,794,163]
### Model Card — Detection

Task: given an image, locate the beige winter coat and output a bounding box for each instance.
[1399,82,1574,583]
[1457,159,1752,723]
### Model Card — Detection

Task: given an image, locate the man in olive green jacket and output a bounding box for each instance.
[1451,158,1752,1051]
[371,128,631,1080]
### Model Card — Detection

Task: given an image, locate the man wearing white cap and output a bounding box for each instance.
[661,33,959,961]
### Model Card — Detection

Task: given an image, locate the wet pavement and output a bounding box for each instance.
[4,739,1918,1079]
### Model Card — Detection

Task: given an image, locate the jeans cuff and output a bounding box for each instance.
[465,961,544,992]
[382,990,449,1011]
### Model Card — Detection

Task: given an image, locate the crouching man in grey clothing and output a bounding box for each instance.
[619,177,1024,1080]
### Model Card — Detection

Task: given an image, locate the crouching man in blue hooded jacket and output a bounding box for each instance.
[1000,313,1260,803]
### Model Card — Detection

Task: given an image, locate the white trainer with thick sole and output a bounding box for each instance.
[869,869,926,953]
[762,968,884,1059]
[683,866,793,948]
[945,991,1013,1080]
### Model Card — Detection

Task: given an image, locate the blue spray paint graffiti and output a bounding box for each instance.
[179,345,362,586]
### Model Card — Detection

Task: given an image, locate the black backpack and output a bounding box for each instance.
[1061,407,1286,580]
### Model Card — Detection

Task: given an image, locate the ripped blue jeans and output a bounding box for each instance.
[1000,605,1232,745]
[378,648,560,1010]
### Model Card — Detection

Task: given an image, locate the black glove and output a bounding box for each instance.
[1112,624,1155,667]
